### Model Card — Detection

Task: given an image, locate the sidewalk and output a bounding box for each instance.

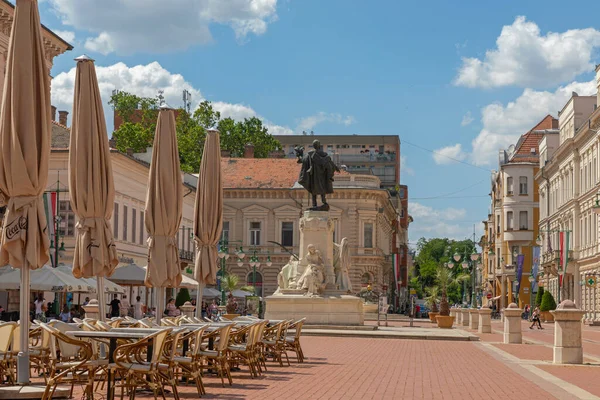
[454,319,600,399]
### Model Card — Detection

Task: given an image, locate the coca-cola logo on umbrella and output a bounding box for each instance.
[5,217,27,240]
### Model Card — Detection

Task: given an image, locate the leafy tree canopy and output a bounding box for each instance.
[109,91,282,173]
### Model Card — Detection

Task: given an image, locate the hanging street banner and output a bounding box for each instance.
[515,254,525,298]
[532,246,540,293]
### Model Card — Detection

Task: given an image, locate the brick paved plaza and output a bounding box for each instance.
[64,325,600,400]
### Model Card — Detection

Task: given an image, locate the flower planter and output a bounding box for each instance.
[436,315,455,329]
[429,312,439,323]
[540,311,554,322]
[222,313,240,320]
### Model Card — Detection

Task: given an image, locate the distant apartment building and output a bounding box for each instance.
[273,134,401,189]
[484,115,557,310]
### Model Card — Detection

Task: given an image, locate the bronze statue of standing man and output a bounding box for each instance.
[296,140,340,211]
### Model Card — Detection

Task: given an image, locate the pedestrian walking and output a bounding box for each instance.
[33,293,46,322]
[110,294,121,318]
[133,296,145,319]
[529,306,543,329]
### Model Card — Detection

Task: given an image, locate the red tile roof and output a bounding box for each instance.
[221,157,348,189]
[221,158,300,189]
[508,115,557,164]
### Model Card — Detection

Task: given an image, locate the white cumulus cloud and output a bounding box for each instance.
[433,144,467,165]
[48,0,279,55]
[454,16,600,88]
[470,80,595,166]
[50,61,292,135]
[461,111,474,126]
[409,202,470,240]
[52,29,75,44]
[296,112,356,132]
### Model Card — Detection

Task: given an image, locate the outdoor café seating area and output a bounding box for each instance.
[0,315,306,399]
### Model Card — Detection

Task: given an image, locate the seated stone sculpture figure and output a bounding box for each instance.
[275,255,299,294]
[297,244,326,296]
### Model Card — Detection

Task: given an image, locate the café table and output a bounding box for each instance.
[68,329,166,400]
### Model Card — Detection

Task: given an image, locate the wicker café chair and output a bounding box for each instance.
[198,325,233,387]
[228,322,262,378]
[39,323,105,400]
[285,318,306,363]
[173,326,207,396]
[262,320,291,367]
[110,328,174,400]
[0,322,16,384]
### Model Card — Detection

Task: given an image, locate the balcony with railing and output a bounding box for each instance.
[179,249,195,262]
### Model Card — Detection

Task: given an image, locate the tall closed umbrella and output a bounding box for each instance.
[193,130,223,318]
[69,55,118,322]
[0,0,51,383]
[145,106,183,323]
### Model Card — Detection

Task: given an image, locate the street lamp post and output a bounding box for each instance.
[246,246,272,296]
[217,239,245,304]
[451,248,480,308]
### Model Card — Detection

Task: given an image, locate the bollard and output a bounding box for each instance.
[450,307,457,319]
[82,299,100,321]
[478,308,492,333]
[455,308,462,325]
[469,309,479,330]
[551,300,585,364]
[460,309,470,327]
[503,303,522,344]
[179,301,196,319]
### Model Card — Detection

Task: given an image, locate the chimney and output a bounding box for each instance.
[51,105,56,122]
[220,150,231,158]
[58,110,68,126]
[244,143,255,158]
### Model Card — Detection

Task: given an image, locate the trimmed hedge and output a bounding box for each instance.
[540,290,557,312]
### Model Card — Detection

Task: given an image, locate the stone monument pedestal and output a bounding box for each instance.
[82,299,100,320]
[179,302,195,319]
[552,300,585,364]
[265,293,364,325]
[265,210,364,326]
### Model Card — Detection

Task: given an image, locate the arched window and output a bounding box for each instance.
[247,271,263,297]
[361,272,372,286]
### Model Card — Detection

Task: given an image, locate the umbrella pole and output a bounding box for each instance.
[156,287,164,324]
[97,277,106,321]
[17,260,30,384]
[196,282,204,319]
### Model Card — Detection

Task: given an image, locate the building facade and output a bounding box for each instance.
[487,115,556,310]
[536,76,600,322]
[273,134,401,189]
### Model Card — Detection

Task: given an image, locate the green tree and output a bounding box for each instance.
[109,92,282,172]
[535,287,544,308]
[175,288,191,308]
[222,273,240,295]
[540,290,557,312]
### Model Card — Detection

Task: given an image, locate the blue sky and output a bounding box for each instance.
[38,0,600,246]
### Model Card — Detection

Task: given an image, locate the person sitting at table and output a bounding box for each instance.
[165,298,179,317]
[59,305,71,323]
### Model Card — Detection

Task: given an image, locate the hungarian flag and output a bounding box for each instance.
[559,231,570,286]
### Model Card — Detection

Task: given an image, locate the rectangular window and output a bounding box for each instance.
[123,205,128,242]
[507,177,514,195]
[519,211,527,230]
[519,177,527,195]
[58,200,76,237]
[281,222,294,247]
[364,222,373,248]
[250,222,261,246]
[113,203,119,239]
[222,221,230,242]
[507,211,513,230]
[132,208,137,245]
[139,211,144,245]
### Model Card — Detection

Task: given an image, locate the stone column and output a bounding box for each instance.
[455,308,462,325]
[551,300,585,364]
[478,308,492,333]
[503,303,522,344]
[179,302,195,319]
[460,309,469,327]
[82,299,100,321]
[469,309,479,330]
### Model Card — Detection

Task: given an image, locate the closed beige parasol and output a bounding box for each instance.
[69,55,119,321]
[0,0,51,383]
[193,130,223,318]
